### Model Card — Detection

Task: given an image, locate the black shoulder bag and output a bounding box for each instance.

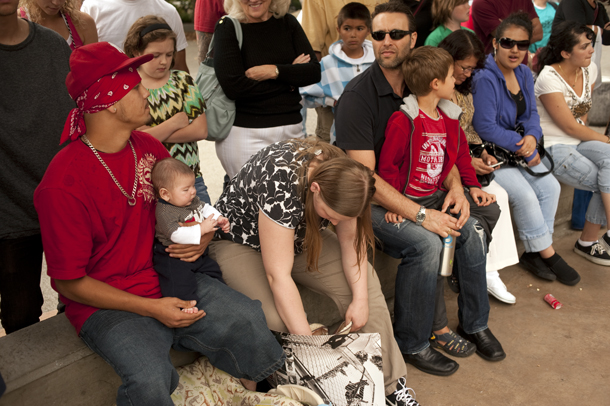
[485,123,554,177]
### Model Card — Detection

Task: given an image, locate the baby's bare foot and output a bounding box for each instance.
[181,306,198,314]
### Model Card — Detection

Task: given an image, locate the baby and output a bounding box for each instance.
[151,157,229,313]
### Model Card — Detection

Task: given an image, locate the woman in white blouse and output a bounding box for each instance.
[535,20,610,266]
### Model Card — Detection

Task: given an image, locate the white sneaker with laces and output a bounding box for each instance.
[486,272,516,304]
[386,377,419,406]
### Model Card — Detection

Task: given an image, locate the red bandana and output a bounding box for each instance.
[60,68,142,144]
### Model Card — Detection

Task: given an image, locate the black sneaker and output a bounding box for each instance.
[386,377,419,406]
[599,233,610,253]
[574,240,610,266]
[542,253,581,286]
[519,252,556,281]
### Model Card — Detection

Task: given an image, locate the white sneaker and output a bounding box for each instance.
[486,273,516,304]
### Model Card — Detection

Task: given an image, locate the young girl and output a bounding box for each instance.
[124,16,211,203]
[18,0,98,49]
[424,0,474,47]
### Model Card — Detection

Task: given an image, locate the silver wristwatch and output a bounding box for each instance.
[415,206,426,226]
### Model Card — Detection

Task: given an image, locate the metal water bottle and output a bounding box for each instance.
[439,234,456,277]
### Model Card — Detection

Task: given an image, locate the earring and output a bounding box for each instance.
[113,107,117,112]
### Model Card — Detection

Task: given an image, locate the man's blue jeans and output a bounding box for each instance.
[80,274,285,406]
[372,205,489,354]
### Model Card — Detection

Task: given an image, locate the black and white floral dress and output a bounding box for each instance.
[215,140,328,254]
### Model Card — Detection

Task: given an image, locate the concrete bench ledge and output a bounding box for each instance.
[0,314,199,406]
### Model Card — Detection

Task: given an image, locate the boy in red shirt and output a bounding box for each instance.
[378,46,504,375]
[379,46,490,205]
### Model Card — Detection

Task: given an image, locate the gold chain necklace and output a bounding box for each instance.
[81,135,138,206]
[558,64,579,88]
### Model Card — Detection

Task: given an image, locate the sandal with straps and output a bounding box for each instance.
[430,330,477,358]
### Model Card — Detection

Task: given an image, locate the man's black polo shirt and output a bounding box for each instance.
[335,61,411,168]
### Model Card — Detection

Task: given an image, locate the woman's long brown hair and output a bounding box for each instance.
[296,138,376,273]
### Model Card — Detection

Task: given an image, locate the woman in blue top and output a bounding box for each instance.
[472,12,580,286]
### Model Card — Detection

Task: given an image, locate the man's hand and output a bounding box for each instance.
[167,231,214,262]
[442,187,470,228]
[422,209,462,238]
[469,187,496,207]
[147,297,205,328]
[344,298,369,332]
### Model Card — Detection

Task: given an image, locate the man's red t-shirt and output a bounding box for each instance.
[194,0,226,33]
[34,132,171,334]
[471,0,538,54]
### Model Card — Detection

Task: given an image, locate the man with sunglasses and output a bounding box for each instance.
[471,0,543,54]
[336,1,489,377]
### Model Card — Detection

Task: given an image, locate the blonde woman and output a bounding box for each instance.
[18,0,97,49]
[213,0,320,179]
[210,139,418,406]
[424,0,473,46]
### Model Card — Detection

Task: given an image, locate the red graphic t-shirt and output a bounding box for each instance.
[406,110,447,196]
[34,132,171,334]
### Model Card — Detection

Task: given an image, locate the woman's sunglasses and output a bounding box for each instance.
[371,30,412,41]
[498,37,529,51]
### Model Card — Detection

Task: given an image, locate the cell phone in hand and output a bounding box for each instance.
[489,161,504,168]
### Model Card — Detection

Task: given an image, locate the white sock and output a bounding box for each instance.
[606,231,610,238]
[578,239,595,247]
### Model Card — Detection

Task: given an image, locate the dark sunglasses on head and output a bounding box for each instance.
[498,37,529,51]
[371,30,412,41]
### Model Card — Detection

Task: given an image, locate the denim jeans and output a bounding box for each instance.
[371,205,489,354]
[80,274,285,406]
[194,175,211,205]
[492,162,560,252]
[548,141,610,226]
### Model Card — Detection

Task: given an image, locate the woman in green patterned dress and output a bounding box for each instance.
[125,15,212,204]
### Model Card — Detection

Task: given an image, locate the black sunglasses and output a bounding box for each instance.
[371,30,412,41]
[498,37,529,51]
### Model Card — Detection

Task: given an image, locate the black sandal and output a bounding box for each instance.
[430,330,476,358]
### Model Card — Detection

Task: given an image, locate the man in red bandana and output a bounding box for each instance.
[34,42,284,406]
